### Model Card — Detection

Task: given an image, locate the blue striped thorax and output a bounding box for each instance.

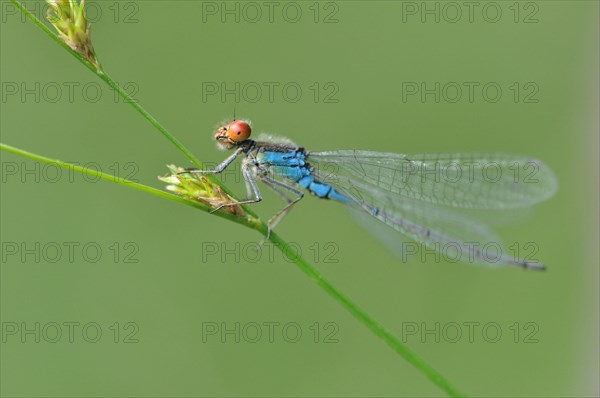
[255,147,350,203]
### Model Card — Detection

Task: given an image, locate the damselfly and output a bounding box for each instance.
[181,120,558,270]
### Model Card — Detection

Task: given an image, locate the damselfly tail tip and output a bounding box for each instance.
[520,261,547,271]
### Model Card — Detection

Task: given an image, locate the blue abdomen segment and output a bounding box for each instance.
[297,175,351,202]
[260,150,351,203]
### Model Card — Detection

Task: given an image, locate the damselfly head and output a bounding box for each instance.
[214,120,252,150]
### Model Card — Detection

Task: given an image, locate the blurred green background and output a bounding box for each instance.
[1,1,598,396]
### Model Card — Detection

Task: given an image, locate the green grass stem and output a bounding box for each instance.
[7,1,467,395]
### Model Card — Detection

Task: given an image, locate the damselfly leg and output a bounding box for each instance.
[178,152,304,244]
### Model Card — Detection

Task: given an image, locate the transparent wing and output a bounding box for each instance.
[347,199,537,268]
[309,151,558,209]
[308,151,555,269]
